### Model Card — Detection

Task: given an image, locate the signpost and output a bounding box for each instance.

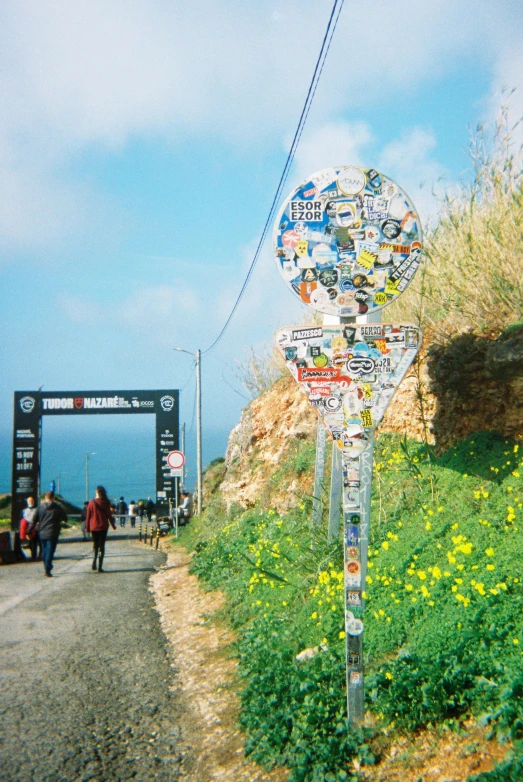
[167,451,185,538]
[273,165,423,726]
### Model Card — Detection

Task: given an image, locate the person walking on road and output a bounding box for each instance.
[117,496,127,528]
[21,496,41,561]
[146,497,155,522]
[128,500,137,528]
[86,485,116,573]
[28,491,67,577]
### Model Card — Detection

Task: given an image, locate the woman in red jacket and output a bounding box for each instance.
[86,485,116,573]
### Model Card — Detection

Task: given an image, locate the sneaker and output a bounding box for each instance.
[45,570,52,577]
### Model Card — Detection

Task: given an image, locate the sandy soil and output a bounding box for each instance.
[150,546,288,782]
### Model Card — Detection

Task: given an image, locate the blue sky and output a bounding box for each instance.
[1,0,522,493]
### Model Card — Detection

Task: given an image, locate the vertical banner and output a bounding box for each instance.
[312,421,327,525]
[11,392,42,530]
[328,444,342,542]
[273,165,424,725]
[154,390,180,518]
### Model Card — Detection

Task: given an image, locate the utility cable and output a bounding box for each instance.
[202,0,344,357]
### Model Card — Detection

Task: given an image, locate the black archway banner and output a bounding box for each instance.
[11,389,179,529]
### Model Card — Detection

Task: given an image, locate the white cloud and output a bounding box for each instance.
[290,121,374,187]
[0,0,522,249]
[378,127,448,223]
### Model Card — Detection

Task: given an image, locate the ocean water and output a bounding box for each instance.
[0,415,229,506]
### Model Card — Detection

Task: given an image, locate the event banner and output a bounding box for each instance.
[11,390,179,527]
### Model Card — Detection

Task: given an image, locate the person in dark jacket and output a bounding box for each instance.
[29,491,67,577]
[146,497,155,521]
[86,485,116,573]
[117,496,128,527]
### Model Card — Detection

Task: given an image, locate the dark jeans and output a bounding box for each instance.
[29,533,41,560]
[41,537,58,574]
[92,529,108,566]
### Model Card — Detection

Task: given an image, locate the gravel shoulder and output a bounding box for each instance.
[151,544,288,782]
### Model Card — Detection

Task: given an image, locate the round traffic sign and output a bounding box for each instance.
[167,450,185,469]
[273,165,422,318]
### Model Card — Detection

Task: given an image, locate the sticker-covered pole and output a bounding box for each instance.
[272,164,424,728]
[344,438,374,726]
[328,445,343,542]
[312,421,327,525]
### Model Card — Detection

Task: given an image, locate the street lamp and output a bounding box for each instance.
[174,348,202,515]
[85,453,96,502]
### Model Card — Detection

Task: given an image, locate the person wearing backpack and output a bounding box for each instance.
[86,486,116,573]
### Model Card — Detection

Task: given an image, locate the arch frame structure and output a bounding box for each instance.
[11,389,179,529]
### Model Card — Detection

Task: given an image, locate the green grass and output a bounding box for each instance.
[174,431,523,781]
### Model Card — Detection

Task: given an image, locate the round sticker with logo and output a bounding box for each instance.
[374,292,388,306]
[346,546,359,559]
[346,560,361,576]
[318,268,338,288]
[347,618,364,636]
[331,337,348,351]
[381,218,401,240]
[338,167,366,196]
[313,353,328,368]
[340,277,355,292]
[273,166,422,316]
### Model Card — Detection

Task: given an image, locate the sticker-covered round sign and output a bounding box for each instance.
[274,166,422,317]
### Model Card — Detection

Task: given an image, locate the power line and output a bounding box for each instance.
[202,0,344,357]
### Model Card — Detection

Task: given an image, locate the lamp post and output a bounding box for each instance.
[174,348,202,515]
[85,453,96,502]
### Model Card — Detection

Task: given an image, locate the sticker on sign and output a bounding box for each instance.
[167,451,185,469]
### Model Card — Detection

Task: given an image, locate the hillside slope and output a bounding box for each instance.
[218,325,523,513]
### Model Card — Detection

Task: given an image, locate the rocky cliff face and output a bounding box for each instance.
[219,326,523,510]
[220,377,317,510]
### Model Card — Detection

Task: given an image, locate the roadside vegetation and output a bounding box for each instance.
[389,107,523,337]
[169,111,523,780]
[176,432,523,781]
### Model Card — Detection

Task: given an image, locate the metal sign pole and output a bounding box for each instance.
[328,445,343,543]
[344,437,374,725]
[175,477,179,539]
[312,421,327,525]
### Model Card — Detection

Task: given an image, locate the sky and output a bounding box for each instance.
[1,0,522,496]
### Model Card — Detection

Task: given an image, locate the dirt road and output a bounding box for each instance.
[0,529,183,782]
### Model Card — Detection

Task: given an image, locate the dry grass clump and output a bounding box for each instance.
[390,107,523,336]
[234,345,286,396]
